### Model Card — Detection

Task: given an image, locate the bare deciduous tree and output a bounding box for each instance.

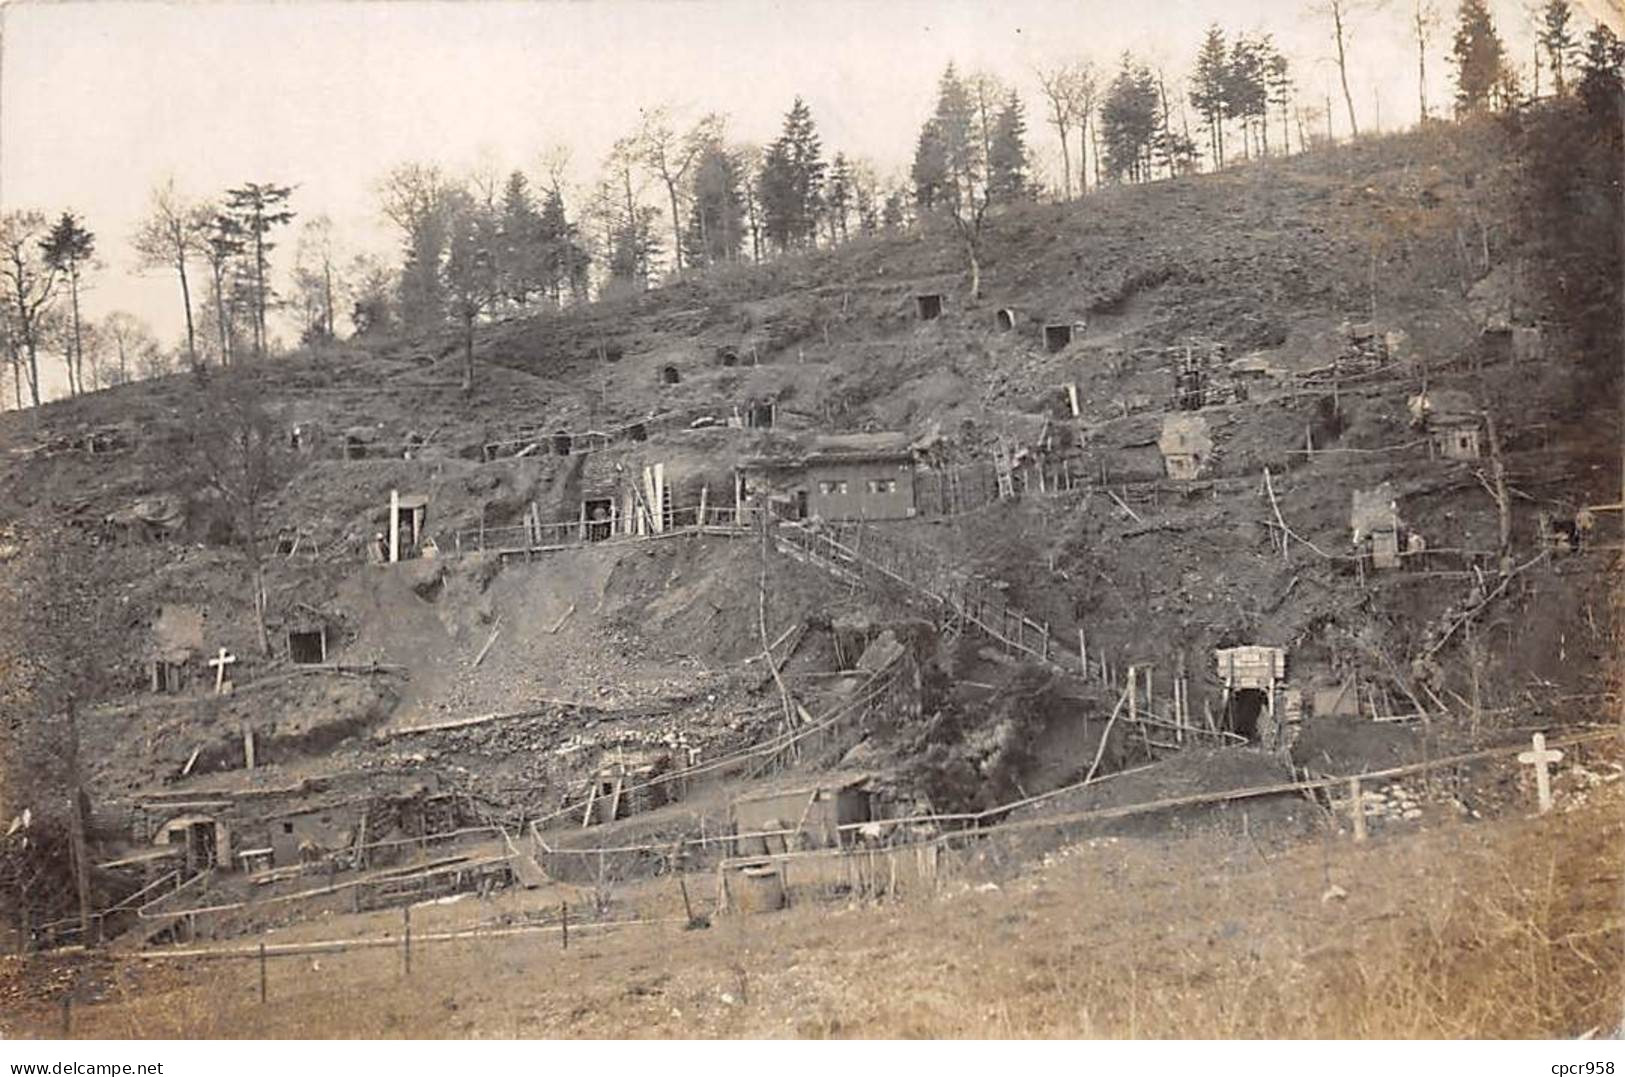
[1036,60,1094,200]
[639,107,726,273]
[132,180,208,371]
[1309,0,1377,138]
[0,211,61,409]
[191,371,295,655]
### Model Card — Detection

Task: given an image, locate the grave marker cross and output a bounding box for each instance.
[208,648,237,695]
[1517,732,1564,815]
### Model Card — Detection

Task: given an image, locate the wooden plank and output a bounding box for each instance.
[471,622,503,667]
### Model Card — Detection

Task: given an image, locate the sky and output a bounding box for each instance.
[1,0,1616,402]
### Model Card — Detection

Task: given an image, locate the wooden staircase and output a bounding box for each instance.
[773,520,1072,671]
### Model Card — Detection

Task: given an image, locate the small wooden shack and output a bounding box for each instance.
[738,433,918,521]
[730,778,871,856]
[1351,483,1402,569]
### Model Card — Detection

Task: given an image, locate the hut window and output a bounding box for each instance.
[866,478,897,494]
[282,822,294,834]
[818,480,848,495]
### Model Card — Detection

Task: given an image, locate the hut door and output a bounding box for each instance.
[188,822,218,871]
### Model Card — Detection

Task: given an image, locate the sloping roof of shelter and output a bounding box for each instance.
[149,604,205,662]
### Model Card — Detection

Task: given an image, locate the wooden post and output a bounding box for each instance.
[678,875,695,925]
[560,901,569,950]
[60,995,70,1037]
[389,489,400,563]
[243,724,255,770]
[1078,627,1088,678]
[698,485,708,528]
[402,905,411,975]
[1349,777,1367,841]
[259,941,268,1002]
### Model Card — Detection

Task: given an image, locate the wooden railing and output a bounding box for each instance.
[774,520,1076,672]
[452,504,755,557]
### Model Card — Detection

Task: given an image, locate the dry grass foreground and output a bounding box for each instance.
[7,771,1621,1040]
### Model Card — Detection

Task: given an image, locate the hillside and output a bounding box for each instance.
[0,114,1618,1017]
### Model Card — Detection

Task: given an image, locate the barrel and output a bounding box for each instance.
[733,862,785,913]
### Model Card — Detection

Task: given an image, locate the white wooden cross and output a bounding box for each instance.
[208,647,237,695]
[1517,732,1564,815]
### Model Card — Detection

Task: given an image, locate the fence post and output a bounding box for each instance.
[402,905,412,976]
[259,941,268,1003]
[1349,777,1367,842]
[561,901,569,950]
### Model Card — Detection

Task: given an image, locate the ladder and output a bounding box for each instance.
[993,443,1016,500]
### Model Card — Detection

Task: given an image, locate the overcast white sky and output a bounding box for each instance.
[2,0,1616,399]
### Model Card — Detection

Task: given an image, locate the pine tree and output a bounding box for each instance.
[497,170,544,309]
[759,97,826,251]
[825,153,853,244]
[882,190,906,230]
[1539,0,1579,96]
[683,143,746,267]
[1578,24,1625,114]
[1225,34,1270,158]
[1102,56,1161,183]
[1452,0,1508,115]
[1265,44,1294,152]
[911,120,949,211]
[39,213,94,397]
[1190,26,1230,169]
[934,64,980,206]
[987,91,1031,202]
[222,183,295,358]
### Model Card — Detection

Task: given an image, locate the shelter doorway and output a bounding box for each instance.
[187,821,218,871]
[584,498,614,541]
[662,365,681,385]
[915,294,944,320]
[288,629,327,665]
[1226,688,1268,740]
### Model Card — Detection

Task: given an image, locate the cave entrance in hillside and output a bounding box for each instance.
[584,498,614,542]
[996,308,1016,332]
[662,365,681,385]
[718,347,740,367]
[627,422,647,442]
[1226,688,1268,741]
[748,400,775,428]
[915,294,943,321]
[1044,323,1075,353]
[288,629,327,665]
